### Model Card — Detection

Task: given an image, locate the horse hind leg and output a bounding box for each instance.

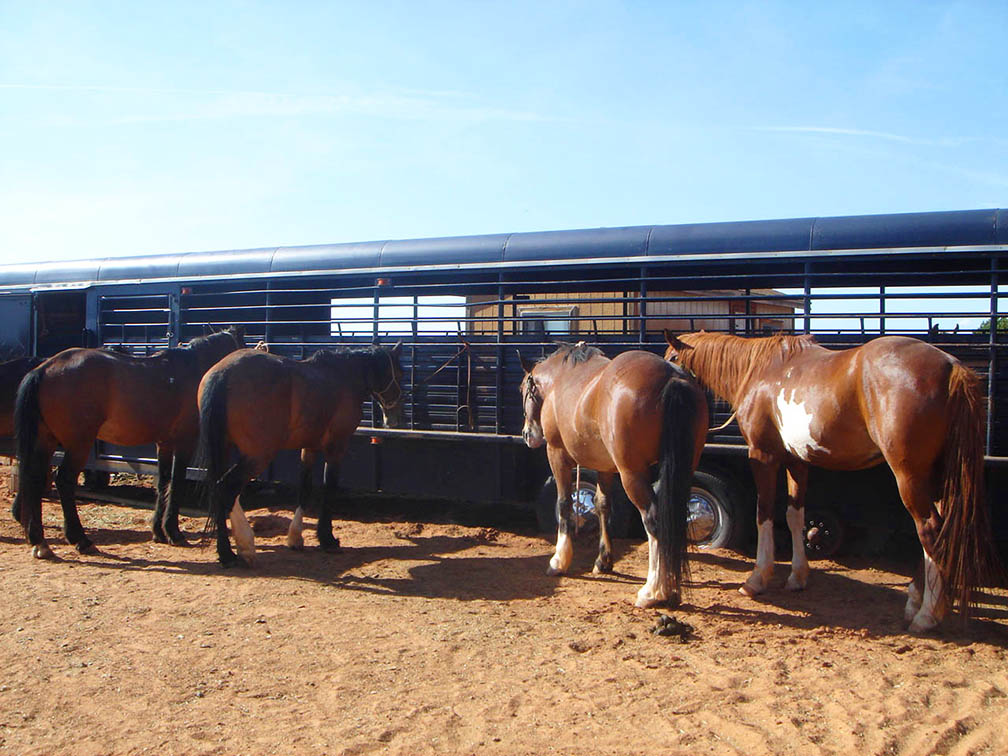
[15,446,55,559]
[784,461,810,591]
[592,472,616,574]
[151,445,172,543]
[741,458,780,597]
[214,457,256,567]
[621,472,669,608]
[287,449,315,551]
[894,470,946,634]
[162,450,192,546]
[55,448,94,554]
[316,459,342,553]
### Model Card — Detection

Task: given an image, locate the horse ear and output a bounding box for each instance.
[517,350,535,375]
[664,329,685,349]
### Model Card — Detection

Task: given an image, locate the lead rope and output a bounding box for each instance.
[574,464,582,534]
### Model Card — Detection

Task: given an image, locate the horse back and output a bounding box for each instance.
[35,348,194,445]
[751,336,957,468]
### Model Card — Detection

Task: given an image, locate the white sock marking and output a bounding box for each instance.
[286,506,305,549]
[785,506,809,590]
[230,499,256,566]
[549,531,573,574]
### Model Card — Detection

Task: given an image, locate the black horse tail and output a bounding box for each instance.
[196,370,231,535]
[12,367,46,524]
[936,362,1002,622]
[653,376,703,599]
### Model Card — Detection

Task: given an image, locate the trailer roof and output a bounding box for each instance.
[2,208,1005,291]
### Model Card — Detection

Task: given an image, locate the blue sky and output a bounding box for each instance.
[1,1,1006,265]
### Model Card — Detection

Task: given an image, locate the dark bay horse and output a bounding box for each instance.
[519,343,708,607]
[198,343,403,567]
[13,326,246,558]
[664,331,999,633]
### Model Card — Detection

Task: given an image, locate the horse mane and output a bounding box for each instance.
[678,332,817,404]
[307,345,386,365]
[552,342,604,365]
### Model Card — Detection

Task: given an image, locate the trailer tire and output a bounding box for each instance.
[535,471,637,539]
[688,469,750,551]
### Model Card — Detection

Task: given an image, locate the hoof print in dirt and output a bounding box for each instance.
[651,613,695,642]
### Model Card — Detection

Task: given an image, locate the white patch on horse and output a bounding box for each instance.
[775,388,827,461]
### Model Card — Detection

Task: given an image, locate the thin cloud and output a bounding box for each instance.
[0,83,555,125]
[752,125,974,148]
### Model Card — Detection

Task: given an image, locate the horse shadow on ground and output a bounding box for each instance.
[683,549,1008,646]
[11,509,1008,645]
[48,527,570,603]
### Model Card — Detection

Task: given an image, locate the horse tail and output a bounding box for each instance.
[937,362,1002,620]
[196,369,230,535]
[12,366,46,523]
[654,376,703,597]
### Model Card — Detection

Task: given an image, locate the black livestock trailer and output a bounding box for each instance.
[2,208,1007,554]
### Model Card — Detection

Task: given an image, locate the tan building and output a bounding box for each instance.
[467,288,797,338]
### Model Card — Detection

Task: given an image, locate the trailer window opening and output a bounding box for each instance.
[331,296,467,337]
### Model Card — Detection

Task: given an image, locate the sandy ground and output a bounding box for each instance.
[0,465,1006,756]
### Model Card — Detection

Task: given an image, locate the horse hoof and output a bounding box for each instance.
[32,544,54,560]
[167,533,190,547]
[75,540,97,555]
[151,532,169,544]
[286,536,304,551]
[593,558,613,575]
[318,539,341,553]
[634,595,663,609]
[908,616,938,635]
[785,576,807,591]
[546,565,566,576]
[739,583,761,598]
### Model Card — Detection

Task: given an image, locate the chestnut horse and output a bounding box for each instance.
[12,326,246,558]
[519,343,708,607]
[197,343,403,567]
[664,331,999,633]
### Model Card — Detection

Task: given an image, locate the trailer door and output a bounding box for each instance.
[0,293,32,356]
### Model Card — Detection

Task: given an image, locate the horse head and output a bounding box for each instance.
[517,351,545,449]
[370,342,405,428]
[663,330,694,364]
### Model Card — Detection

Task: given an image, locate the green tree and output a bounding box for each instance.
[976,316,1008,333]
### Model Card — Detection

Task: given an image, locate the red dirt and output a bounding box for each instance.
[0,463,1006,755]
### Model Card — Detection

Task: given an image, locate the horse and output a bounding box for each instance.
[1,356,43,439]
[197,342,404,567]
[12,326,246,558]
[519,343,708,608]
[664,330,1000,633]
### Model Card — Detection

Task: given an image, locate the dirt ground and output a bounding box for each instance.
[0,465,1006,756]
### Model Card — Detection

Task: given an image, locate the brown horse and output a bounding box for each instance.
[664,331,1000,633]
[519,343,708,607]
[13,326,246,558]
[197,343,404,567]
